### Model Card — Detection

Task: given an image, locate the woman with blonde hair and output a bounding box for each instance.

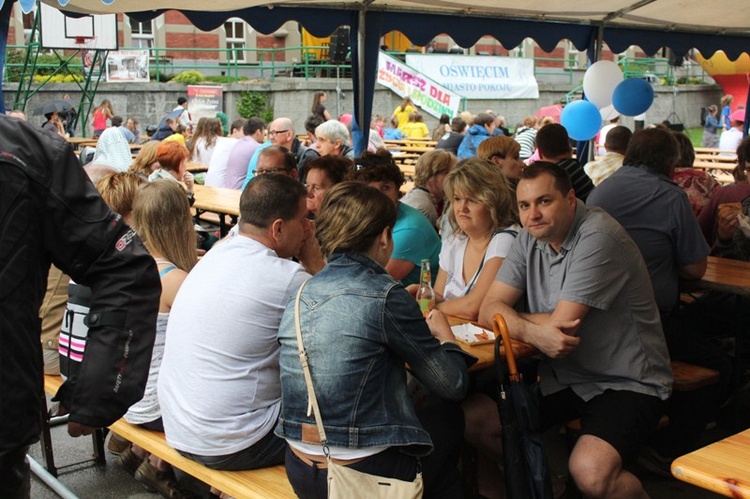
[96,172,147,222]
[721,94,734,130]
[401,149,456,226]
[188,117,223,165]
[477,135,524,187]
[120,180,197,495]
[91,99,114,138]
[432,157,519,320]
[130,141,161,179]
[277,181,470,499]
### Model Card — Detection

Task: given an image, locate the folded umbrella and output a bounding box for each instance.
[493,313,553,499]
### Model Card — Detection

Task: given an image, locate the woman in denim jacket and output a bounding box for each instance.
[276,182,474,499]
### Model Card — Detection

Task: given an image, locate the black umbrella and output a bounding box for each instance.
[33,99,77,116]
[493,313,553,499]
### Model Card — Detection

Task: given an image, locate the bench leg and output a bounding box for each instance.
[92,428,107,465]
[39,394,57,477]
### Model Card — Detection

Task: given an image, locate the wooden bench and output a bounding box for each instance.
[43,375,294,498]
[564,361,720,433]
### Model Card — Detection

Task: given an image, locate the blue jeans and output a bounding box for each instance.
[178,428,285,471]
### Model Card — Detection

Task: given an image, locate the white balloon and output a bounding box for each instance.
[583,61,624,109]
[599,104,619,121]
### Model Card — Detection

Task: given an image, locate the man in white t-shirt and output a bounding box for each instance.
[158,174,324,471]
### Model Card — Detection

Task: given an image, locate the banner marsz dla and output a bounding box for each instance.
[377,51,462,119]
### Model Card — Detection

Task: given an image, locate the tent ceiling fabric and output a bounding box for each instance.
[16,0,748,59]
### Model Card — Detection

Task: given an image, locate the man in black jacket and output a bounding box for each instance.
[0,114,160,498]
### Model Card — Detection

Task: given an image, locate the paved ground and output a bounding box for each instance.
[30,387,749,498]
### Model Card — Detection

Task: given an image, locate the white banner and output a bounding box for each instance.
[105,50,149,83]
[377,52,462,119]
[405,54,539,100]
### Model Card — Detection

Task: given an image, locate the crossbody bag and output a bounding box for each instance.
[293,280,424,499]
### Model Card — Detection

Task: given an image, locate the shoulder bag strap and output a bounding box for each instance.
[293,279,329,448]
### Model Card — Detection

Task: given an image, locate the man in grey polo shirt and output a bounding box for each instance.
[479,162,672,499]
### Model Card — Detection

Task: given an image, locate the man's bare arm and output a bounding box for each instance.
[480,281,582,358]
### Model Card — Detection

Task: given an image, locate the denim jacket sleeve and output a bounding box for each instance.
[382,285,473,402]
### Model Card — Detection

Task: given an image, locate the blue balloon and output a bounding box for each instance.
[560,100,601,141]
[612,78,654,116]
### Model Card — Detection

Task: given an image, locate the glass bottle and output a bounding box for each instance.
[416,259,435,316]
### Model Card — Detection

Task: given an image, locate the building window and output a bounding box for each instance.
[22,9,35,45]
[129,17,154,48]
[224,18,246,63]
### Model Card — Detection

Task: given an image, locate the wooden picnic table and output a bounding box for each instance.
[387,145,434,154]
[693,160,737,171]
[385,138,437,146]
[694,153,737,163]
[187,161,209,173]
[681,256,750,430]
[685,255,750,296]
[193,184,241,237]
[694,147,737,156]
[447,315,537,371]
[671,428,750,497]
[65,137,98,149]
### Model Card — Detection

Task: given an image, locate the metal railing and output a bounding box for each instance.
[3,45,713,87]
[5,44,580,84]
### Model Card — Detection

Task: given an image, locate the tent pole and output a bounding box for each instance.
[357,9,366,130]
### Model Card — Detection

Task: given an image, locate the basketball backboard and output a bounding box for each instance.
[39,2,118,50]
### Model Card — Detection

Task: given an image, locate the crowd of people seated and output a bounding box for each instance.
[7,95,750,499]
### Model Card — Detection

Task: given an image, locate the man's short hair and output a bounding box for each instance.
[623,128,680,175]
[604,126,633,152]
[536,123,572,159]
[127,117,139,126]
[315,120,350,147]
[111,116,124,127]
[451,117,467,133]
[240,174,307,229]
[258,145,297,173]
[473,112,494,127]
[520,161,573,196]
[177,97,187,105]
[231,118,247,134]
[305,114,324,134]
[243,117,265,136]
[349,150,404,190]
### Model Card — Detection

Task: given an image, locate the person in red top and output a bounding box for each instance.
[91,99,114,138]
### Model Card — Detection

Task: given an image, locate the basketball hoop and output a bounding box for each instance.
[75,36,92,46]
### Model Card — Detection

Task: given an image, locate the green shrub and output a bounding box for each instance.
[172,70,205,84]
[149,70,175,82]
[237,90,273,123]
[4,49,25,82]
[204,75,230,83]
[32,73,84,83]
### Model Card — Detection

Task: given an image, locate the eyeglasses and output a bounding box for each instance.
[253,168,289,175]
[268,130,289,137]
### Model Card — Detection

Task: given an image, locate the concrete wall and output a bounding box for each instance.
[4,79,722,136]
